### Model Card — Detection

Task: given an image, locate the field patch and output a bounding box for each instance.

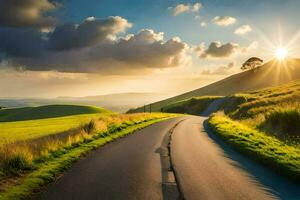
[0,105,110,122]
[0,113,108,144]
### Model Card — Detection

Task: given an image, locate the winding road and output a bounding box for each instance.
[34,115,299,200]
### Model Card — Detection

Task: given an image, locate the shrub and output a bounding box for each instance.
[261,108,300,136]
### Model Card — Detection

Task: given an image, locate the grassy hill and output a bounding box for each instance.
[162,96,222,115]
[0,113,105,144]
[159,79,300,181]
[207,80,300,180]
[0,105,111,144]
[0,92,170,113]
[162,79,300,138]
[129,58,300,113]
[221,80,300,138]
[0,105,110,122]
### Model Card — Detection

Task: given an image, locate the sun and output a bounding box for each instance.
[275,47,288,60]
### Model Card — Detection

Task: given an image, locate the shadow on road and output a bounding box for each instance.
[203,119,300,200]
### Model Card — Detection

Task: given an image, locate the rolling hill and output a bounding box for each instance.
[0,104,110,122]
[0,92,170,113]
[129,58,300,113]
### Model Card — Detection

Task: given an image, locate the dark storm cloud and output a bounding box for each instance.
[0,17,189,74]
[0,27,46,58]
[49,16,132,50]
[0,0,57,28]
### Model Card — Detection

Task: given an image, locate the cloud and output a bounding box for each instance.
[49,16,132,50]
[200,62,235,75]
[241,41,259,53]
[171,2,202,16]
[0,18,190,74]
[0,0,58,28]
[191,3,202,12]
[195,41,239,58]
[194,15,201,20]
[200,22,207,27]
[234,25,252,35]
[195,41,259,59]
[212,16,236,26]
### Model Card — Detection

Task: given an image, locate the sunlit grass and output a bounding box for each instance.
[0,113,108,144]
[208,114,300,181]
[0,112,176,200]
[221,80,300,139]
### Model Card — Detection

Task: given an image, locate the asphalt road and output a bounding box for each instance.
[171,116,275,200]
[35,116,285,200]
[34,117,184,200]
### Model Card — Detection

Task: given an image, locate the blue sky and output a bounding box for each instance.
[0,0,300,97]
[56,0,300,45]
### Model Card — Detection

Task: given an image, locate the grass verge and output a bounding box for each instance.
[208,114,300,182]
[0,114,176,200]
[0,113,110,145]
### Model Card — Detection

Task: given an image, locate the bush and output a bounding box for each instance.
[261,108,300,136]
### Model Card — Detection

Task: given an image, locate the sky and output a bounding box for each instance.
[0,0,300,98]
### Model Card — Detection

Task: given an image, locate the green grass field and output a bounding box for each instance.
[0,105,111,144]
[0,104,109,122]
[0,113,108,144]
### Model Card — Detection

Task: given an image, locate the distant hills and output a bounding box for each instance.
[130,58,300,112]
[0,92,170,113]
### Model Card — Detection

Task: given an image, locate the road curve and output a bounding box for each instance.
[34,115,289,200]
[34,117,184,200]
[171,116,275,200]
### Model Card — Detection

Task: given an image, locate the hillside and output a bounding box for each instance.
[129,58,300,113]
[160,78,300,181]
[0,92,170,113]
[161,96,222,115]
[162,79,300,137]
[0,105,110,122]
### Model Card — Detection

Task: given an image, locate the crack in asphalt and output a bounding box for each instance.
[156,119,186,200]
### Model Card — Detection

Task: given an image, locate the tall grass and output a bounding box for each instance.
[208,114,300,181]
[214,80,300,139]
[259,108,300,144]
[0,113,172,179]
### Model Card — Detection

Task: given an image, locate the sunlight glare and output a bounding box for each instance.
[275,47,288,60]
